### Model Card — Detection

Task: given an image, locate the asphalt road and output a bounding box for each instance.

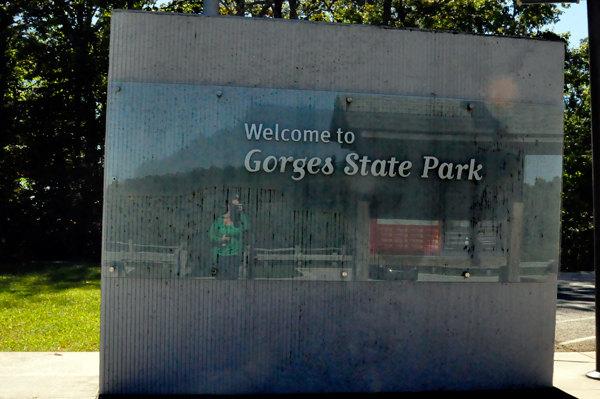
[555,272,596,352]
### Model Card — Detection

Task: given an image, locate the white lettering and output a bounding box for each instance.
[438,163,454,180]
[291,129,301,142]
[345,131,355,144]
[243,139,482,182]
[388,158,399,177]
[244,123,263,140]
[307,157,322,174]
[263,128,273,140]
[344,153,359,175]
[244,149,262,172]
[292,158,307,181]
[398,161,412,177]
[322,157,334,175]
[304,130,319,142]
[468,159,483,181]
[359,156,371,176]
[421,156,439,178]
[336,128,344,143]
[455,164,469,180]
[279,156,293,173]
[371,160,387,176]
[263,155,278,173]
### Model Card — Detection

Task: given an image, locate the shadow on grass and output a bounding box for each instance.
[0,263,101,296]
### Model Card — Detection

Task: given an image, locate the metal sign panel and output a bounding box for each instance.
[103,84,562,283]
[101,11,564,395]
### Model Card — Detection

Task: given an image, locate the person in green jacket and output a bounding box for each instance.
[209,197,249,279]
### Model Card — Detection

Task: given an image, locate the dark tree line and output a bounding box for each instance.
[0,1,592,270]
[562,38,593,271]
[0,0,151,261]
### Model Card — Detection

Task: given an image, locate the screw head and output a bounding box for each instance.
[109,267,115,272]
[211,268,218,276]
[216,91,222,97]
[467,103,474,111]
[346,97,353,104]
[115,86,121,92]
[341,271,348,278]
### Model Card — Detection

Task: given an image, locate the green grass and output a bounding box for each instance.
[0,263,100,351]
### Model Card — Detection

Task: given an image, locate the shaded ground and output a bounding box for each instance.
[555,273,596,352]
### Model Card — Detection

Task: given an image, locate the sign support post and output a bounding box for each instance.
[586,0,600,380]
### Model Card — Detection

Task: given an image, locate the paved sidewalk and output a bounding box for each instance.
[1,351,599,398]
[0,352,99,399]
[554,351,600,399]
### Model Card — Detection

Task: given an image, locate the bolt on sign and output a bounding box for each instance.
[101,11,564,395]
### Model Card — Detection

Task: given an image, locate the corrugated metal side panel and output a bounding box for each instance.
[107,11,564,108]
[101,278,556,394]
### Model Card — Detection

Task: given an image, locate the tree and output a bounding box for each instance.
[0,1,155,261]
[0,0,579,265]
[0,1,35,261]
[204,0,562,34]
[562,38,593,271]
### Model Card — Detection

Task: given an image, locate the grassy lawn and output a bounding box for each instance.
[0,263,100,351]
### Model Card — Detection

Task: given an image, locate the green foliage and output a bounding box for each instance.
[161,0,562,32]
[562,39,593,271]
[0,263,100,351]
[0,0,589,272]
[208,0,562,34]
[0,1,155,261]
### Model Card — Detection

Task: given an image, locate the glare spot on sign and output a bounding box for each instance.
[489,76,517,103]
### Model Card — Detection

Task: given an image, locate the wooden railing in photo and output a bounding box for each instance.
[253,245,353,268]
[250,245,354,281]
[104,240,188,276]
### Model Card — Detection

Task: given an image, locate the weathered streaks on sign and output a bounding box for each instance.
[103,83,562,282]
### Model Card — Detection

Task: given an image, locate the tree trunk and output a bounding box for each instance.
[235,0,244,16]
[382,0,392,26]
[289,0,298,20]
[273,0,283,18]
[398,0,406,25]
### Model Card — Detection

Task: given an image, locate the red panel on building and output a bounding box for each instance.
[370,219,441,255]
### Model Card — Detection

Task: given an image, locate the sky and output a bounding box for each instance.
[550,2,588,47]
